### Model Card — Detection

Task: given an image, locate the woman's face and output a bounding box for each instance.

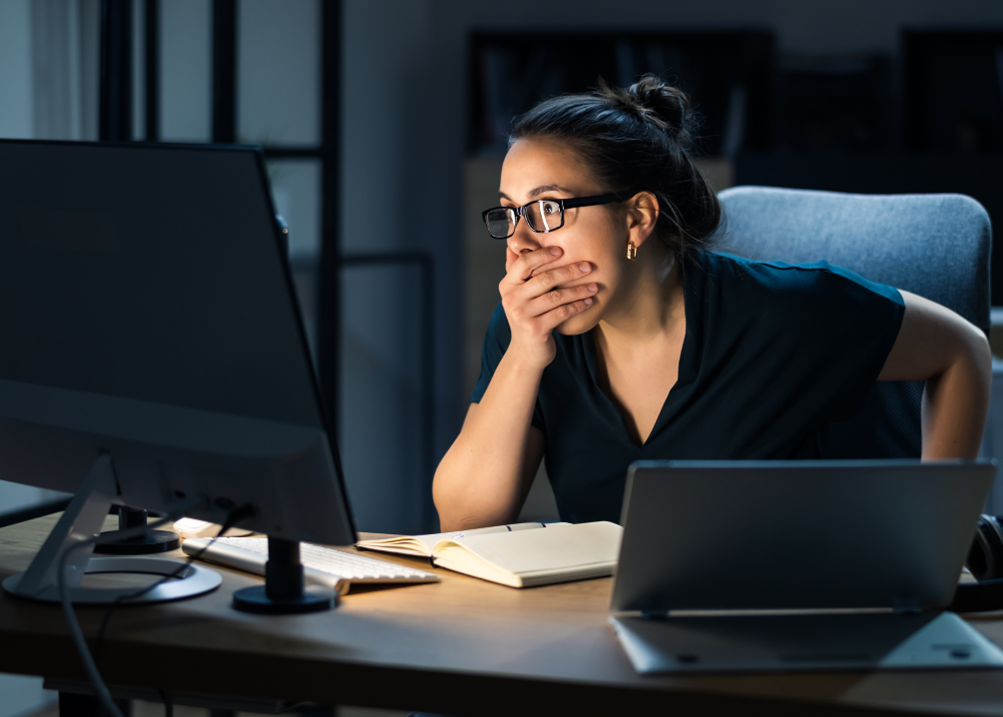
[499,137,630,335]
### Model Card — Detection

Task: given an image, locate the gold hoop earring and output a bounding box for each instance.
[626,242,637,261]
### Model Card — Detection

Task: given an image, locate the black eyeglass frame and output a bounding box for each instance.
[481,192,622,239]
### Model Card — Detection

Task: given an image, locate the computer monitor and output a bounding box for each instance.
[0,139,355,612]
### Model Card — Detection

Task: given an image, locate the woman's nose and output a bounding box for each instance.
[507,222,541,255]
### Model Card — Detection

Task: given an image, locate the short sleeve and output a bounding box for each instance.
[814,265,905,422]
[470,302,510,404]
[741,258,906,425]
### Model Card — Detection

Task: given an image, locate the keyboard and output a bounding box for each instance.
[182,536,440,593]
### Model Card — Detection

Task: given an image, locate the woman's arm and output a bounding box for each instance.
[433,246,596,531]
[878,290,992,459]
[432,394,546,532]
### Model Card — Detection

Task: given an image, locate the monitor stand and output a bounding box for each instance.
[2,453,220,604]
[93,506,181,555]
[232,537,336,614]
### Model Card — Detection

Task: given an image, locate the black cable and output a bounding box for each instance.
[94,505,253,668]
[58,512,183,717]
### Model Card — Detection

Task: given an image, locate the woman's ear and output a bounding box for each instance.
[625,191,660,248]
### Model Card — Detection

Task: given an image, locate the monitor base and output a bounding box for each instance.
[232,584,336,614]
[95,507,181,555]
[93,529,181,555]
[4,556,221,604]
[231,535,337,614]
[1,452,221,605]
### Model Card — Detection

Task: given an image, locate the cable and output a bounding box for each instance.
[57,496,218,717]
[58,514,178,717]
[93,506,251,667]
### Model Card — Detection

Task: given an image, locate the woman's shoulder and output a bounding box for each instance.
[688,247,900,306]
[692,246,836,284]
[683,248,904,364]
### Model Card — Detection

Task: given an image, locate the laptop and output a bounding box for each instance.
[609,460,1003,673]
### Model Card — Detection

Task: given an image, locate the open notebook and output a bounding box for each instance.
[357,521,622,588]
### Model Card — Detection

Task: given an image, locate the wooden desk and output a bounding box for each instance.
[3,515,1003,717]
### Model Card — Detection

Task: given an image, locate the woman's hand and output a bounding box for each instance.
[499,245,598,370]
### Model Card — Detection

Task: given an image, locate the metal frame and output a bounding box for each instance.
[211,0,237,144]
[99,0,132,141]
[143,0,159,141]
[316,0,342,430]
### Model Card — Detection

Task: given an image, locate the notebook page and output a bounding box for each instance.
[434,522,621,575]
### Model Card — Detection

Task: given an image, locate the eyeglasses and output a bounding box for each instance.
[481,193,621,240]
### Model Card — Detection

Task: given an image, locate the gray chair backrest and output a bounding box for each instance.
[714,185,992,458]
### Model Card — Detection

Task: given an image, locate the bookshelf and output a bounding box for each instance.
[468,31,776,157]
[903,30,1003,153]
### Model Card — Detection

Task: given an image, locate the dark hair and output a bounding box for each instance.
[509,74,721,256]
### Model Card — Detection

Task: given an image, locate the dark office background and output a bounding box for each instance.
[1,0,1003,549]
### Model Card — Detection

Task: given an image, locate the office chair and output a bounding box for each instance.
[715,185,992,460]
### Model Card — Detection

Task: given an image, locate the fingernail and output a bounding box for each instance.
[550,247,561,256]
[584,298,593,306]
[588,283,597,291]
[579,262,591,272]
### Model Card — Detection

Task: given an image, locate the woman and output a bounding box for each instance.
[433,75,992,532]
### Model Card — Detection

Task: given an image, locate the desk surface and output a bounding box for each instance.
[3,516,1003,717]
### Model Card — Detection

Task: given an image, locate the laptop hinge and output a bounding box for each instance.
[641,610,670,620]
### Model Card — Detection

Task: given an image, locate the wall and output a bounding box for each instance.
[0,0,35,139]
[336,0,435,532]
[159,0,212,142]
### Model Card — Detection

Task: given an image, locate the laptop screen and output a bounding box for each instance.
[612,460,995,613]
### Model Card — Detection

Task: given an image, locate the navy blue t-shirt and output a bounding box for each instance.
[471,249,905,524]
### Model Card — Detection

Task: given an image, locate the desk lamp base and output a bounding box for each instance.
[232,536,337,614]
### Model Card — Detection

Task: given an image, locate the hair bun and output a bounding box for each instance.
[597,74,692,144]
[628,75,690,135]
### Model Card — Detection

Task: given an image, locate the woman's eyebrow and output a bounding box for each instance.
[529,184,571,198]
[498,184,572,202]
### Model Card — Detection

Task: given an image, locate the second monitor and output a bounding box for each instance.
[0,139,354,611]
